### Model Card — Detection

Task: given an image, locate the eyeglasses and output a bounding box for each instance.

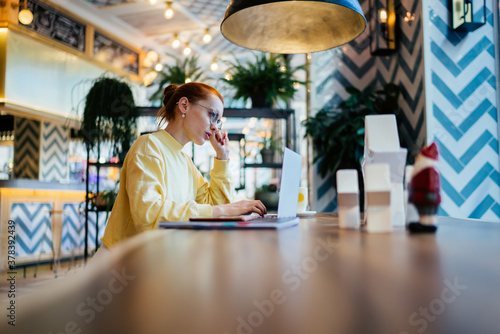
[188,100,223,130]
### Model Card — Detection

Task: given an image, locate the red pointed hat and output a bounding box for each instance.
[421,142,439,160]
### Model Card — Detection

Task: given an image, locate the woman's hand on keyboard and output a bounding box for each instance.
[212,200,267,217]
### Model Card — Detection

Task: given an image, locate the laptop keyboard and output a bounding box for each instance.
[251,216,296,223]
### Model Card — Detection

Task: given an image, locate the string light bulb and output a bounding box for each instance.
[143,50,159,68]
[18,0,33,25]
[164,1,174,19]
[155,63,163,71]
[210,61,218,71]
[183,42,191,56]
[203,28,212,44]
[379,9,388,23]
[143,70,158,86]
[172,33,180,49]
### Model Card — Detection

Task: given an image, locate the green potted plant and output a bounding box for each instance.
[259,130,283,163]
[222,53,305,108]
[81,76,138,162]
[148,54,204,106]
[302,83,402,208]
[254,184,279,211]
[80,180,119,223]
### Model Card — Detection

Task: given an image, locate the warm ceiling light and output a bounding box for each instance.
[164,1,174,19]
[143,70,158,86]
[220,0,367,54]
[183,42,191,56]
[379,9,388,23]
[172,33,180,48]
[154,63,163,71]
[210,61,218,71]
[149,0,158,4]
[143,50,159,67]
[203,28,212,43]
[18,0,33,25]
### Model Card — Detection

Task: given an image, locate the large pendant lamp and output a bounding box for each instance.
[221,0,367,54]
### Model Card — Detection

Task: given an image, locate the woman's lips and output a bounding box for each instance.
[205,132,211,140]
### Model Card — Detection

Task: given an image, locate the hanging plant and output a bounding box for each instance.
[81,77,138,162]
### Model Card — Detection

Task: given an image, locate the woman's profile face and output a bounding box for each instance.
[183,93,224,146]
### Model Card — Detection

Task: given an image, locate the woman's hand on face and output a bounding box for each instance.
[209,130,230,160]
[212,200,268,217]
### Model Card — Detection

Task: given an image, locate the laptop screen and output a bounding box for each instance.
[276,148,302,218]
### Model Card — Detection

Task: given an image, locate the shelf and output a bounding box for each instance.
[223,108,293,119]
[136,107,294,119]
[88,208,112,213]
[228,133,245,141]
[244,163,282,168]
[89,162,123,167]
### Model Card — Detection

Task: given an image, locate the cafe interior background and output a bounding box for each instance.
[0,0,499,269]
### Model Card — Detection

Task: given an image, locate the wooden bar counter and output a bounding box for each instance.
[6,215,500,334]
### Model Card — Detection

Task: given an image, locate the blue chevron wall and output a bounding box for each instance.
[86,211,107,249]
[40,122,69,182]
[13,118,40,179]
[311,0,425,212]
[423,0,500,220]
[11,202,53,257]
[61,203,83,251]
[61,203,107,252]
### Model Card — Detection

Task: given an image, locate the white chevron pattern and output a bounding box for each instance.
[61,204,108,251]
[11,202,53,257]
[61,203,84,251]
[424,0,500,220]
[40,122,69,182]
[87,212,107,249]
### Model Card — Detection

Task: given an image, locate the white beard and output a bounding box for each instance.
[411,156,438,177]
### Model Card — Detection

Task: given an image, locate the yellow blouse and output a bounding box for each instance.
[101,130,232,248]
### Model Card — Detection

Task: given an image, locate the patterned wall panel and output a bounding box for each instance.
[11,202,52,257]
[423,0,500,220]
[61,203,83,251]
[87,212,107,249]
[310,0,424,212]
[61,203,107,251]
[40,122,69,182]
[13,118,40,179]
[376,0,426,160]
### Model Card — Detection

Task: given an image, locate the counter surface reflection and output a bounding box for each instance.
[10,215,500,334]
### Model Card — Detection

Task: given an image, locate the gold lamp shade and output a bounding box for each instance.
[221,0,367,54]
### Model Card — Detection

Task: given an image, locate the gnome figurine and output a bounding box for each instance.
[408,142,441,233]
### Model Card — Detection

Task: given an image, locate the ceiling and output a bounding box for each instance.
[54,0,249,61]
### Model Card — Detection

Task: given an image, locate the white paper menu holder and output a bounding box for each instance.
[361,114,408,227]
[364,163,392,233]
[336,169,360,229]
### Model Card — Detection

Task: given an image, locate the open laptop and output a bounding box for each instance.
[187,147,303,224]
